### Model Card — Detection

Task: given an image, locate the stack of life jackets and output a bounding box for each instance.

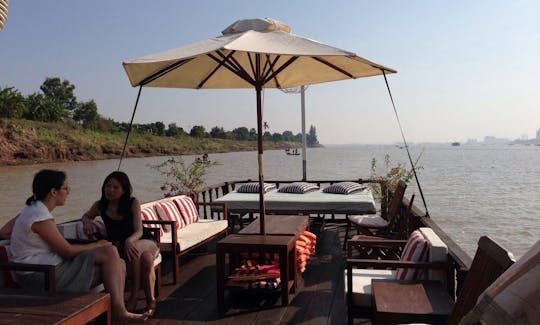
[296,230,317,273]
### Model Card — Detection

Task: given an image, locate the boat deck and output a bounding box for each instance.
[136,219,369,324]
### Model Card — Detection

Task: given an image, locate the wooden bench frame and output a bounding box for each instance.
[143,201,228,284]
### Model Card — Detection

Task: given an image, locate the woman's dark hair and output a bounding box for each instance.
[26,169,67,205]
[99,171,133,217]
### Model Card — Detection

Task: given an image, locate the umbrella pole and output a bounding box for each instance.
[256,85,266,235]
[301,85,307,181]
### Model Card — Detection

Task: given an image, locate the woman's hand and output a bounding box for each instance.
[94,240,113,248]
[82,217,95,236]
[123,239,140,261]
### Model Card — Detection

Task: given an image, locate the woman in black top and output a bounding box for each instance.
[82,171,159,316]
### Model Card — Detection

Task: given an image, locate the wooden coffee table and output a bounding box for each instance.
[216,234,297,310]
[372,279,454,325]
[0,290,111,324]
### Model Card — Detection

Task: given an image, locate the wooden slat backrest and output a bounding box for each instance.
[447,236,515,324]
[387,180,407,224]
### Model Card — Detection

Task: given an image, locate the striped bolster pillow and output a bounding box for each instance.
[156,201,185,230]
[395,230,429,280]
[141,206,164,236]
[173,196,199,226]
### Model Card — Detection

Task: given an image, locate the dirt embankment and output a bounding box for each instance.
[0,119,296,166]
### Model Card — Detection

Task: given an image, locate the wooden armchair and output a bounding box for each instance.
[343,180,407,250]
[345,227,449,324]
[348,236,515,325]
[0,244,56,291]
[447,236,515,324]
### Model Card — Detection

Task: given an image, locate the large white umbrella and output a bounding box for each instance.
[123,18,396,234]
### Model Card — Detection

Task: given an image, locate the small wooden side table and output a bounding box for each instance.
[372,279,454,325]
[216,234,296,310]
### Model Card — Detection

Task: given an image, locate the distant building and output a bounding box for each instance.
[483,136,510,145]
[536,129,540,140]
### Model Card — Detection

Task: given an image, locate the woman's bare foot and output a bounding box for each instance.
[145,299,157,317]
[115,311,148,324]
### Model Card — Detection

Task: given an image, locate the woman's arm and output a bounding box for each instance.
[0,214,18,240]
[123,198,144,261]
[32,219,111,259]
[81,201,100,236]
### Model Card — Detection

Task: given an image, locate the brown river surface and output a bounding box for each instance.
[1,144,538,258]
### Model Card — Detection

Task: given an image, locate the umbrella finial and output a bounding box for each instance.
[222,18,291,35]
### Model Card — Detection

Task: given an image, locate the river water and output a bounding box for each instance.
[0,144,538,258]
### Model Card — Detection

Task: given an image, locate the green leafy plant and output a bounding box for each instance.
[369,152,423,199]
[150,155,219,198]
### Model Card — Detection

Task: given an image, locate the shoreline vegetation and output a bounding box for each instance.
[0,118,313,166]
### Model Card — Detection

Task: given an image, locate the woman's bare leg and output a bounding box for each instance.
[133,240,159,311]
[127,240,159,311]
[94,245,147,321]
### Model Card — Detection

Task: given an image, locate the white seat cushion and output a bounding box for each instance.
[344,268,395,307]
[159,219,228,253]
[348,214,389,228]
[419,227,448,283]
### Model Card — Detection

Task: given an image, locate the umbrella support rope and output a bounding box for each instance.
[382,70,430,217]
[117,85,143,170]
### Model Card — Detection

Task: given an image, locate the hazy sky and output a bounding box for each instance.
[1,1,539,144]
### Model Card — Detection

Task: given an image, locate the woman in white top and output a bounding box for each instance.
[10,169,148,322]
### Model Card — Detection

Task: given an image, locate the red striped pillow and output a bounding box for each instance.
[395,230,429,280]
[173,196,199,226]
[156,201,185,230]
[141,206,164,237]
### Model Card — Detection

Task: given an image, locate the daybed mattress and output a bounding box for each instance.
[212,188,376,215]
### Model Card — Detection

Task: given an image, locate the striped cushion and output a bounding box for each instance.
[278,182,319,194]
[395,230,429,280]
[141,206,164,237]
[156,201,185,230]
[236,182,276,193]
[173,196,199,226]
[323,182,365,194]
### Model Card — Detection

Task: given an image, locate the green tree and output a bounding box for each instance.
[153,122,165,136]
[249,128,257,140]
[263,131,272,141]
[272,132,283,142]
[166,123,185,137]
[40,77,78,113]
[307,125,319,147]
[210,126,226,139]
[73,100,99,129]
[282,130,294,141]
[0,86,26,118]
[232,127,249,140]
[24,93,67,122]
[190,125,206,138]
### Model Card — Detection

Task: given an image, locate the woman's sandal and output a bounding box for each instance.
[145,300,157,318]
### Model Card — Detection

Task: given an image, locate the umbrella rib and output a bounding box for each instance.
[311,56,354,79]
[261,54,283,88]
[263,56,299,85]
[197,51,236,89]
[138,58,193,86]
[207,51,255,86]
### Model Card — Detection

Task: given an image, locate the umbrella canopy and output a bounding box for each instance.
[122,18,396,234]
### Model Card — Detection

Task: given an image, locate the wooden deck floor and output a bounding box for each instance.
[132,220,371,325]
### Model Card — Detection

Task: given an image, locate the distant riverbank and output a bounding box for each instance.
[0,119,298,166]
